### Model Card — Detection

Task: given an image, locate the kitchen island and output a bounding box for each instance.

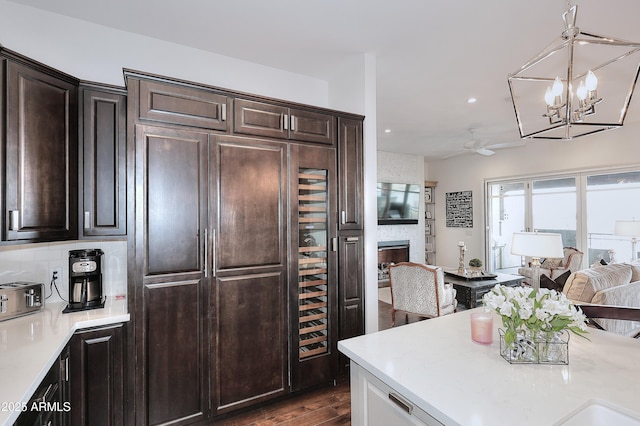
[338,308,640,425]
[0,297,129,425]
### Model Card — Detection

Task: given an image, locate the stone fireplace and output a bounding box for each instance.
[377,240,410,286]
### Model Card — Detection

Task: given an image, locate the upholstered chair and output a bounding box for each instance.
[388,262,457,326]
[518,247,584,284]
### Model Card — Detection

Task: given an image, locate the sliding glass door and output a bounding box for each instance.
[487,177,577,272]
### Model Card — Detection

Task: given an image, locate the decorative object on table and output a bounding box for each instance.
[468,258,483,277]
[470,312,493,344]
[511,231,564,290]
[445,191,472,228]
[457,241,466,275]
[483,284,588,364]
[614,219,640,261]
[507,3,640,141]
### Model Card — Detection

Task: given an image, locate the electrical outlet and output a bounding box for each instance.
[49,266,63,284]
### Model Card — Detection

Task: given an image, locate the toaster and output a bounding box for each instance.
[0,282,44,322]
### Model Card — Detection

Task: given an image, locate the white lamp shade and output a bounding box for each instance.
[511,232,564,258]
[613,220,640,237]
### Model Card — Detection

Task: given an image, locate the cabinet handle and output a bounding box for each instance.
[203,229,208,278]
[290,115,296,131]
[332,237,338,252]
[389,392,413,415]
[9,210,19,231]
[346,236,359,242]
[341,210,346,225]
[84,211,91,229]
[221,103,227,121]
[283,114,289,130]
[212,229,217,275]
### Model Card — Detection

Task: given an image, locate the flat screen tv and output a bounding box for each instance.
[377,182,420,225]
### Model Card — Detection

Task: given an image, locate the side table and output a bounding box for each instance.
[444,272,525,309]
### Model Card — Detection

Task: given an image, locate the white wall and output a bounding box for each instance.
[426,121,640,270]
[0,0,328,106]
[377,151,426,263]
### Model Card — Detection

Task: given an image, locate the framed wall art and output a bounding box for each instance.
[446,190,473,228]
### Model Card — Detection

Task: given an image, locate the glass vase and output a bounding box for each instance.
[536,330,570,365]
[499,329,538,364]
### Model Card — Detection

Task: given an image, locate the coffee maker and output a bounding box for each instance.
[66,249,105,312]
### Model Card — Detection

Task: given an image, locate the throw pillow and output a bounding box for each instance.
[600,259,608,266]
[540,270,571,292]
[541,258,562,268]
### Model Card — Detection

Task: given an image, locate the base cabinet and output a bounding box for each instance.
[350,362,443,426]
[68,324,125,426]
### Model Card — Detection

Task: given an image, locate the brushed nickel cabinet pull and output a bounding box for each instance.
[332,237,338,252]
[203,229,208,278]
[283,114,289,130]
[290,115,296,131]
[341,210,346,224]
[389,392,413,414]
[346,236,359,242]
[221,103,227,121]
[84,211,91,229]
[211,229,217,275]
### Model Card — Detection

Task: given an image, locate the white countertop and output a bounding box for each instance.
[338,309,640,426]
[0,297,129,425]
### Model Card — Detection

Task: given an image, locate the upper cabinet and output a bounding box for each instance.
[138,78,230,131]
[234,98,336,145]
[79,83,127,237]
[337,117,364,230]
[1,48,79,242]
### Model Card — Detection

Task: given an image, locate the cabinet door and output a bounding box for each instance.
[80,85,127,237]
[69,324,125,426]
[338,232,364,372]
[134,125,209,425]
[337,117,364,230]
[290,108,335,145]
[233,98,288,139]
[139,79,229,131]
[211,136,289,414]
[4,58,78,241]
[290,143,338,391]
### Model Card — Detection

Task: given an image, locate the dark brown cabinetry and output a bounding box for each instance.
[69,323,125,426]
[133,124,210,425]
[137,78,229,131]
[79,83,127,237]
[212,136,289,414]
[234,98,336,145]
[1,48,78,242]
[337,117,364,230]
[127,71,363,423]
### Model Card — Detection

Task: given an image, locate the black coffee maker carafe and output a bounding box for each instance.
[67,249,104,311]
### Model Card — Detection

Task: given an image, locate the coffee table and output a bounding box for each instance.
[444,271,525,309]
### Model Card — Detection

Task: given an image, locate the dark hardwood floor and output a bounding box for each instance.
[213,378,351,426]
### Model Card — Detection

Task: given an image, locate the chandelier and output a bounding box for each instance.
[508,5,640,140]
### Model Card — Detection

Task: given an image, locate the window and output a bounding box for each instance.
[487,167,639,272]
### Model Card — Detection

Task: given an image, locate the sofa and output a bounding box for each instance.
[518,247,583,284]
[562,261,640,337]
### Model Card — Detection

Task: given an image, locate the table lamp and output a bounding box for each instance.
[511,231,564,290]
[614,220,640,261]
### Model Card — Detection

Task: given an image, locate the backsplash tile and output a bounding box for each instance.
[0,240,127,304]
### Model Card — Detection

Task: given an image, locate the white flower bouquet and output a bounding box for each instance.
[482,285,589,355]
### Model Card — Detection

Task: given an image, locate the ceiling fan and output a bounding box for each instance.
[443,129,526,158]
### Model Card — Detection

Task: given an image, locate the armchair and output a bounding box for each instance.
[387,262,457,327]
[518,247,583,284]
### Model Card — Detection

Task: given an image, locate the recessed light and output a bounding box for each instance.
[467,98,477,104]
[384,129,391,133]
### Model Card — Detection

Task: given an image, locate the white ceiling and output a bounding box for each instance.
[8,0,640,159]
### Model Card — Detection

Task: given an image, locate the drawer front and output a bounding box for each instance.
[290,108,335,145]
[139,79,229,131]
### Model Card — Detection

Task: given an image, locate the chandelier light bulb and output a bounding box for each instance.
[585,70,598,91]
[552,77,564,97]
[545,87,555,106]
[576,81,588,100]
